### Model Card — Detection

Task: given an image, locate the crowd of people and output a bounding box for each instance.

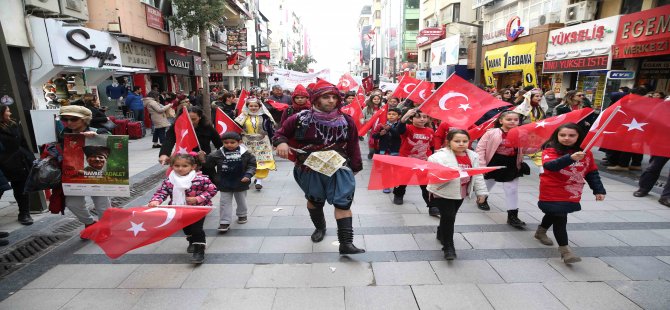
[0,78,667,264]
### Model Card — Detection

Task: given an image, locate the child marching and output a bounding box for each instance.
[394,108,437,217]
[235,97,276,190]
[427,129,488,260]
[475,111,527,227]
[148,153,218,263]
[201,132,257,233]
[372,108,402,193]
[536,123,606,263]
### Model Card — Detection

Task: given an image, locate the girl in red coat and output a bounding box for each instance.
[536,123,606,264]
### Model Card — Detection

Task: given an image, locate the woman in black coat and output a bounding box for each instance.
[0,105,36,225]
[159,106,223,177]
[83,94,110,131]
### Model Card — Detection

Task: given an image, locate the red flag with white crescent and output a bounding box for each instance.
[356,86,367,108]
[337,73,359,92]
[266,99,290,111]
[420,75,511,129]
[173,106,200,154]
[215,107,242,136]
[358,105,388,136]
[507,108,594,149]
[407,80,435,104]
[235,89,249,113]
[391,75,421,99]
[80,206,214,259]
[341,101,363,126]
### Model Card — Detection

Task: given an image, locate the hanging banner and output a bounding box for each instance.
[484,42,537,87]
[62,134,130,197]
[269,69,331,90]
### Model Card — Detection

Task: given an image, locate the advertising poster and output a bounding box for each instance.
[62,134,130,197]
[484,43,537,87]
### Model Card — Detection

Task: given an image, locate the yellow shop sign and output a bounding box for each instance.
[484,43,537,87]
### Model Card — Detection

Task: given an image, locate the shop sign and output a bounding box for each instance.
[246,51,271,60]
[416,70,427,80]
[165,52,192,75]
[483,16,529,45]
[45,19,122,69]
[544,16,619,73]
[613,5,670,59]
[192,56,203,76]
[430,65,449,82]
[484,42,537,87]
[430,35,460,68]
[145,4,164,30]
[506,16,525,42]
[119,42,156,69]
[417,27,445,47]
[543,55,609,73]
[607,70,636,80]
[639,61,670,77]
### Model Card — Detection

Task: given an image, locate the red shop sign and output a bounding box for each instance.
[542,55,609,73]
[613,5,670,59]
[145,4,164,30]
[417,27,445,47]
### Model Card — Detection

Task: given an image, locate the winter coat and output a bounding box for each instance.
[204,145,257,192]
[475,128,526,169]
[554,101,597,130]
[0,123,35,182]
[427,148,488,200]
[221,103,237,120]
[151,173,218,206]
[372,122,402,153]
[125,92,144,110]
[86,105,109,129]
[145,97,171,128]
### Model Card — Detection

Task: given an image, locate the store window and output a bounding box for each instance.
[620,0,643,14]
[406,19,419,31]
[520,0,562,28]
[406,0,420,9]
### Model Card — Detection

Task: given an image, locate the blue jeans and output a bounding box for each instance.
[132,109,144,128]
[153,127,166,144]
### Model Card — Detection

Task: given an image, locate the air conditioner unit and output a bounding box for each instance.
[25,0,61,15]
[58,0,89,21]
[564,1,597,25]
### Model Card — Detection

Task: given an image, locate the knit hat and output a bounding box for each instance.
[309,79,341,105]
[292,84,309,101]
[59,105,92,118]
[83,145,110,158]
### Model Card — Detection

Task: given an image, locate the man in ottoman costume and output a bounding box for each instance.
[273,80,365,254]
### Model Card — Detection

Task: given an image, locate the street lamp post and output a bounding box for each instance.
[455,20,484,86]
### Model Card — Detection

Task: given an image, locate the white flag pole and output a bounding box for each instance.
[582,105,621,153]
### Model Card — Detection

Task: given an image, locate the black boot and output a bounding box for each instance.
[436,226,441,241]
[186,236,194,253]
[18,213,33,225]
[191,243,205,263]
[443,242,457,260]
[507,209,526,227]
[477,197,490,211]
[308,207,327,242]
[337,217,365,254]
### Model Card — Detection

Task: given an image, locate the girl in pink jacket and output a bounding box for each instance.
[475,111,527,227]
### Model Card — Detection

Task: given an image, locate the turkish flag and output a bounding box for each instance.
[358,105,388,136]
[581,95,670,156]
[80,206,213,259]
[407,80,435,104]
[368,154,501,190]
[341,101,363,126]
[420,75,511,129]
[468,112,500,141]
[215,107,242,136]
[356,86,367,108]
[235,89,249,113]
[392,75,421,99]
[266,99,289,111]
[362,76,374,92]
[508,108,594,149]
[174,106,200,154]
[337,73,359,92]
[227,52,239,65]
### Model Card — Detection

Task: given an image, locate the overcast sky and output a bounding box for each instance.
[286,0,363,75]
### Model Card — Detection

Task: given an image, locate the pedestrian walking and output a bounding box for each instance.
[201,132,256,233]
[148,152,217,263]
[125,86,144,126]
[280,85,310,124]
[536,123,606,264]
[475,111,527,227]
[58,106,110,227]
[634,156,670,207]
[235,97,275,190]
[145,96,171,148]
[393,108,436,216]
[0,105,36,225]
[427,129,488,260]
[273,79,365,254]
[362,94,382,159]
[372,108,402,193]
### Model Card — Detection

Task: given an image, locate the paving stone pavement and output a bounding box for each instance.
[0,139,669,309]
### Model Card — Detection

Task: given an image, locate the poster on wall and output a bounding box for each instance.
[577,73,607,110]
[227,28,248,53]
[62,134,130,197]
[484,43,537,87]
